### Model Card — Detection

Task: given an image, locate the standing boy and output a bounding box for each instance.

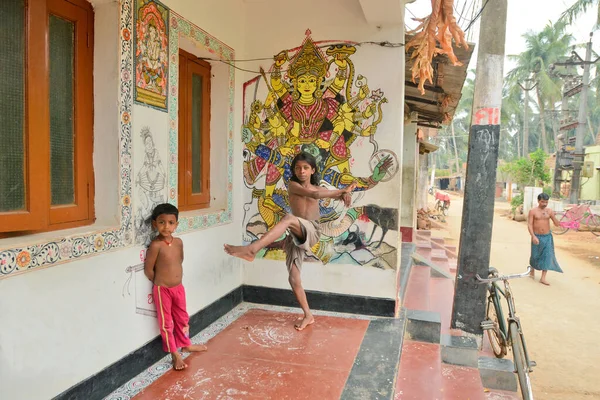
[225,152,355,330]
[528,193,563,285]
[144,203,207,370]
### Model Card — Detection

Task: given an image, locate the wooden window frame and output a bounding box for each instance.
[178,49,211,211]
[0,0,95,235]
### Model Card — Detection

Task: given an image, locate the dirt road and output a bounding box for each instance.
[440,194,600,400]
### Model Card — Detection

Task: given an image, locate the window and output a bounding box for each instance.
[0,0,94,234]
[178,49,211,211]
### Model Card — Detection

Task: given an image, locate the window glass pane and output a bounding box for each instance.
[191,73,203,194]
[49,15,75,206]
[0,0,26,212]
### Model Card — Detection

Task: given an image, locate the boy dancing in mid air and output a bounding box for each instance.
[225,152,356,331]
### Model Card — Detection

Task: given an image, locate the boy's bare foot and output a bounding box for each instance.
[171,352,187,371]
[224,244,256,262]
[540,279,550,286]
[529,270,535,279]
[182,344,208,352]
[294,315,315,331]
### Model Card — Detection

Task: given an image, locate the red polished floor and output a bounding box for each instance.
[134,309,369,400]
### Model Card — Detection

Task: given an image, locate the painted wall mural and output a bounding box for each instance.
[241,31,400,269]
[123,259,156,318]
[134,0,169,111]
[134,125,166,245]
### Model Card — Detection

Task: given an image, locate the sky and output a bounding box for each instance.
[405,0,599,75]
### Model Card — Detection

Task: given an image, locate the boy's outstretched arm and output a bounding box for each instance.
[289,181,356,200]
[144,241,160,282]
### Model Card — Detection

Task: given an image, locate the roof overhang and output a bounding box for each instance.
[405,34,475,128]
[419,141,439,154]
[358,0,406,25]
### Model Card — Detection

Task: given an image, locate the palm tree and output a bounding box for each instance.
[501,84,524,160]
[559,0,600,28]
[506,21,574,154]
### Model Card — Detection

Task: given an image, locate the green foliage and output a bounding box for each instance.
[501,149,551,188]
[559,0,600,28]
[543,186,553,196]
[505,20,574,154]
[436,169,451,177]
[511,193,524,211]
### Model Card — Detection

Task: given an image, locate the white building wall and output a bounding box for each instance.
[0,1,248,399]
[0,1,407,399]
[240,0,406,300]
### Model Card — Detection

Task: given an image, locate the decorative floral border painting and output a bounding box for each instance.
[0,0,136,279]
[167,12,234,233]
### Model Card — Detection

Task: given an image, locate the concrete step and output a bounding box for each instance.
[416,230,431,239]
[431,237,445,245]
[440,363,488,400]
[441,334,478,368]
[484,389,520,399]
[403,265,430,311]
[412,252,455,280]
[395,340,497,400]
[429,277,454,334]
[415,240,432,249]
[405,309,441,344]
[478,357,518,393]
[432,259,451,274]
[430,248,448,263]
[415,247,432,261]
[431,240,458,259]
[445,245,458,257]
[447,259,458,274]
[395,341,442,399]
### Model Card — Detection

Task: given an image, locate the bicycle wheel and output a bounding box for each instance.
[587,214,600,237]
[486,296,507,358]
[510,322,534,400]
[551,212,569,235]
[442,202,449,216]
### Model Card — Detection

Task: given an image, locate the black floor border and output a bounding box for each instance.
[53,284,396,400]
[340,309,406,400]
[242,285,396,317]
[53,287,243,400]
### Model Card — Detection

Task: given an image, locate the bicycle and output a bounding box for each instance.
[478,267,536,400]
[434,190,451,216]
[552,203,599,236]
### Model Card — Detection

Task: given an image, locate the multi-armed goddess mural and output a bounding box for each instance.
[241,31,400,269]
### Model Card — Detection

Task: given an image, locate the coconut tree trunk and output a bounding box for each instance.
[523,89,530,158]
[451,121,461,177]
[587,116,596,144]
[551,111,560,151]
[535,85,549,153]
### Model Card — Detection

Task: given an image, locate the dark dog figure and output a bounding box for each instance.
[363,204,398,248]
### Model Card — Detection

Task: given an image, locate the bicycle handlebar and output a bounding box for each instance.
[475,266,532,283]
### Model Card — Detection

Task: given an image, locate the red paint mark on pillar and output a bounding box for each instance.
[400,227,414,242]
[474,107,500,125]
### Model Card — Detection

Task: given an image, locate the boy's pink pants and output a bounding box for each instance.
[153,284,192,353]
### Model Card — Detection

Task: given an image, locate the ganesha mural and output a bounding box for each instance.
[241,31,400,269]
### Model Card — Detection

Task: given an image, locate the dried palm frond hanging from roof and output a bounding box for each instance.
[406,0,469,95]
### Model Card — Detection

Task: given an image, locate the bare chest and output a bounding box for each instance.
[533,210,550,222]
